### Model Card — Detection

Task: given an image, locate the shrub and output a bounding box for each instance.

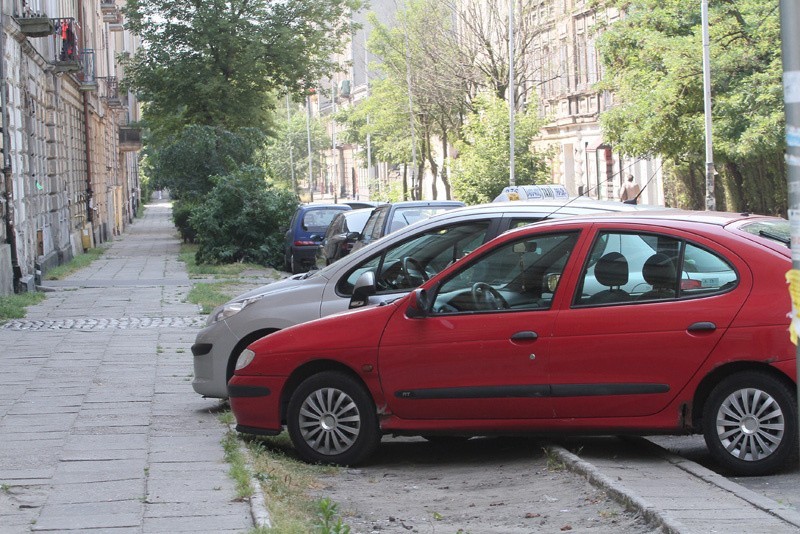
[191,167,298,267]
[172,199,199,243]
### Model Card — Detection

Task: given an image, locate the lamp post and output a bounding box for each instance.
[779,0,800,458]
[701,0,716,210]
[508,0,516,187]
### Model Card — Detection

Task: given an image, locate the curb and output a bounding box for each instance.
[549,444,685,534]
[225,423,272,529]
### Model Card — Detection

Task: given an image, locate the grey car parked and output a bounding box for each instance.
[192,198,663,398]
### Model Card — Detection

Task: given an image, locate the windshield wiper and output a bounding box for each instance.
[759,229,790,246]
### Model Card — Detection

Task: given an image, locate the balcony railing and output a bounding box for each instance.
[76,49,97,91]
[104,77,127,109]
[51,18,81,73]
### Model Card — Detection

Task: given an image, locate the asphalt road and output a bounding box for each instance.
[645,434,800,512]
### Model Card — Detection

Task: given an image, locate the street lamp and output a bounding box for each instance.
[701,0,716,210]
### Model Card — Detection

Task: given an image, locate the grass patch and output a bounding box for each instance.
[0,292,46,322]
[180,244,273,278]
[187,281,242,314]
[44,247,106,280]
[245,433,342,533]
[222,430,254,501]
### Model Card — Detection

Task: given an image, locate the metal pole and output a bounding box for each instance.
[701,0,716,210]
[305,95,314,202]
[508,0,516,187]
[402,0,417,201]
[364,28,373,199]
[286,94,296,194]
[779,0,800,460]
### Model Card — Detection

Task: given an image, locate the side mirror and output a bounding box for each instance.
[346,231,361,241]
[349,271,377,309]
[405,288,430,319]
[310,234,323,242]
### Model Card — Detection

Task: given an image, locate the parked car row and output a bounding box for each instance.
[283,200,465,274]
[229,210,795,476]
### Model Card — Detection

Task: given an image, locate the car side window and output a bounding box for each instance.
[431,232,579,314]
[574,231,737,306]
[337,221,492,296]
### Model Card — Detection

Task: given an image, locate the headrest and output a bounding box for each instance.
[595,252,629,287]
[642,253,676,289]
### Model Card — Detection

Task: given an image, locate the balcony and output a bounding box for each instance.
[50,18,81,73]
[14,12,55,38]
[104,77,127,109]
[101,1,123,24]
[76,49,97,91]
[119,125,143,152]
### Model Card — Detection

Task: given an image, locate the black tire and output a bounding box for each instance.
[702,371,797,476]
[283,250,291,272]
[287,372,380,465]
[290,253,303,274]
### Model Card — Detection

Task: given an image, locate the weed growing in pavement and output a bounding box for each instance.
[544,447,566,471]
[0,292,45,322]
[44,246,106,280]
[222,430,253,501]
[1,483,10,493]
[218,410,235,426]
[316,498,350,534]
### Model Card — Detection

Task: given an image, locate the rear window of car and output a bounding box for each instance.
[302,209,343,232]
[388,206,457,234]
[738,220,790,247]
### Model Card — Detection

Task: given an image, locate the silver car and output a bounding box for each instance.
[191,198,662,398]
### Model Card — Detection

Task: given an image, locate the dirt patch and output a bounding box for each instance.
[310,436,654,533]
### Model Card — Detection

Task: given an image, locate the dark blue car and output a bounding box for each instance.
[284,204,351,274]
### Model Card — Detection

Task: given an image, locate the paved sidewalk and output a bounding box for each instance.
[553,437,800,534]
[0,201,252,533]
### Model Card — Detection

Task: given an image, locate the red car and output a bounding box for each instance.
[229,210,795,476]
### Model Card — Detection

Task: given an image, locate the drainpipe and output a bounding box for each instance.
[1,7,22,291]
[78,0,93,225]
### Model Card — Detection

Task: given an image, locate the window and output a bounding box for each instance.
[337,222,492,296]
[431,232,579,314]
[574,232,737,306]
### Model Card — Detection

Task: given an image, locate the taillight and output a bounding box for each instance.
[294,240,317,246]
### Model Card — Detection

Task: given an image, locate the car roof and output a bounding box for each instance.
[380,200,465,208]
[299,203,351,212]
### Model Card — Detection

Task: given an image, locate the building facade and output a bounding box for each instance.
[1,0,140,295]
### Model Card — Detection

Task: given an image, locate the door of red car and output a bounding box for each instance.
[548,226,750,419]
[377,231,581,420]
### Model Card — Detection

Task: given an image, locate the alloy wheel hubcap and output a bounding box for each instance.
[299,387,361,456]
[716,387,784,462]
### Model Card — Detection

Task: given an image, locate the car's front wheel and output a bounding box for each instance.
[702,371,797,476]
[287,372,380,465]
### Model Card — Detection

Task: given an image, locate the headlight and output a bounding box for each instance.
[235,349,256,371]
[207,295,264,325]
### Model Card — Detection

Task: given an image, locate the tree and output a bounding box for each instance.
[191,166,298,267]
[123,0,360,138]
[596,0,786,214]
[452,92,550,205]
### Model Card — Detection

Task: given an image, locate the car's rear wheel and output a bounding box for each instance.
[290,253,303,274]
[702,371,797,476]
[287,372,380,465]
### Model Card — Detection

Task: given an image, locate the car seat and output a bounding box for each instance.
[637,253,677,300]
[586,252,632,304]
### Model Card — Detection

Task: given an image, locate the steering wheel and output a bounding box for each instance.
[471,282,509,310]
[402,257,429,286]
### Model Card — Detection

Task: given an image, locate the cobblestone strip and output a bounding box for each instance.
[2,316,206,331]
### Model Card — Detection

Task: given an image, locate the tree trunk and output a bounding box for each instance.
[440,131,452,200]
[402,163,408,201]
[424,130,439,200]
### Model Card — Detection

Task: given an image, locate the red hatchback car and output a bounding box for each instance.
[229,211,795,476]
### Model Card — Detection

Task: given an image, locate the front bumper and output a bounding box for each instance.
[192,320,239,398]
[228,375,285,434]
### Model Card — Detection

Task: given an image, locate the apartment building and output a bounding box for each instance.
[1,0,140,295]
[528,0,663,204]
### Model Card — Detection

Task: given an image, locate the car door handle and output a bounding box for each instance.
[511,331,538,341]
[687,322,716,332]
